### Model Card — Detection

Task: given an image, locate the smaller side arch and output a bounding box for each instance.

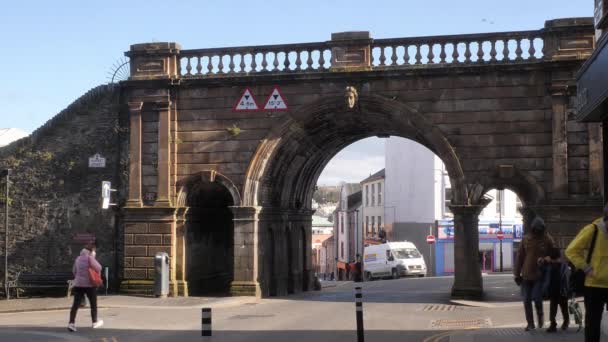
[176,170,242,207]
[473,165,546,207]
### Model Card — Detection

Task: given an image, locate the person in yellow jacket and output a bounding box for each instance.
[565,208,608,342]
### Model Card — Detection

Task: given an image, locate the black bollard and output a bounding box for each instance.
[202,308,212,337]
[355,287,364,342]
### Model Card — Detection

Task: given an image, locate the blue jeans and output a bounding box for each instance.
[521,280,544,326]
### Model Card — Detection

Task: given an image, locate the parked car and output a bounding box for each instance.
[363,241,427,280]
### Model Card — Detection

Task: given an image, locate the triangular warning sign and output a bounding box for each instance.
[263,87,288,111]
[234,88,259,111]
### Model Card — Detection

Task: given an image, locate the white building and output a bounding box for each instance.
[333,183,362,280]
[384,137,522,274]
[360,169,386,243]
[0,128,28,147]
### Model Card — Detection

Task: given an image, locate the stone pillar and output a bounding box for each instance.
[230,206,262,297]
[174,207,189,296]
[588,123,603,198]
[542,18,594,61]
[551,92,569,199]
[126,42,181,80]
[121,208,176,295]
[155,100,172,207]
[450,204,485,299]
[329,31,372,72]
[126,102,143,207]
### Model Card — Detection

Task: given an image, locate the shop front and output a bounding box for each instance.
[434,219,523,275]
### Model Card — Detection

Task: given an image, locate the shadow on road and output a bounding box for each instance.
[0,326,451,342]
[278,275,521,305]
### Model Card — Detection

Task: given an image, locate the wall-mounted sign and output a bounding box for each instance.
[73,233,96,245]
[89,154,106,168]
[233,88,259,111]
[263,86,288,111]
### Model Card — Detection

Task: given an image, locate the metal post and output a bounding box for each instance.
[355,286,364,342]
[202,308,212,336]
[428,225,433,277]
[3,170,9,300]
[499,190,503,273]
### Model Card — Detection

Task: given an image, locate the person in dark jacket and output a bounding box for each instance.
[513,216,555,331]
[545,247,570,332]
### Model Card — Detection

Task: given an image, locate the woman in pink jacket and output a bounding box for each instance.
[68,245,103,332]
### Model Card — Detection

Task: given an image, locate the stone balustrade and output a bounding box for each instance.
[126,18,594,81]
[370,30,543,66]
[177,30,543,78]
[179,42,332,76]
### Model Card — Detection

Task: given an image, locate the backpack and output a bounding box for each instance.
[570,224,598,297]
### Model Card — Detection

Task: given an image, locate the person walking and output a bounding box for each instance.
[513,216,554,331]
[67,244,103,332]
[544,247,570,332]
[565,205,608,342]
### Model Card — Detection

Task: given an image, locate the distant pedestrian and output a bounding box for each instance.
[513,216,554,331]
[67,244,104,332]
[544,247,570,332]
[565,204,608,342]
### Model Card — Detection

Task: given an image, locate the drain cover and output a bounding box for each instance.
[430,318,492,329]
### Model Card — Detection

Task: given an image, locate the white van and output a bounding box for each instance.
[363,241,427,280]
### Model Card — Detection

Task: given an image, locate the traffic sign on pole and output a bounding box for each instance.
[496,231,504,240]
[426,235,435,244]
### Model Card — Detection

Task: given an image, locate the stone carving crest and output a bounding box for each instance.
[344,86,358,110]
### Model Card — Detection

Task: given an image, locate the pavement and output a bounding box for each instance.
[0,274,605,341]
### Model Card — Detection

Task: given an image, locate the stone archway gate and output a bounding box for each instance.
[120,18,602,299]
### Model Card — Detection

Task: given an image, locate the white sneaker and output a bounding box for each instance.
[92,320,104,329]
[67,323,77,332]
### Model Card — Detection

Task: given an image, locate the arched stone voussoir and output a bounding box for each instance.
[176,170,242,207]
[471,165,546,207]
[243,93,468,208]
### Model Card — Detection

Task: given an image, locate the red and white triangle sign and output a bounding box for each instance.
[263,87,288,111]
[234,88,259,111]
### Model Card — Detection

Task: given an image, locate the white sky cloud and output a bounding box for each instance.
[317,138,385,186]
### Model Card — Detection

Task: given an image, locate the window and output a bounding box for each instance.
[444,188,452,215]
[496,190,504,215]
[365,216,369,235]
[340,215,344,233]
[378,216,382,231]
[341,242,344,258]
[371,216,376,235]
[365,185,369,206]
[378,183,382,205]
[372,184,376,206]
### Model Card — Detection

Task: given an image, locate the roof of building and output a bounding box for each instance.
[312,234,332,245]
[347,190,362,209]
[360,168,385,184]
[0,128,28,147]
[312,215,333,228]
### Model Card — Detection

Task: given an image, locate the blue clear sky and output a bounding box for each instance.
[0,1,592,184]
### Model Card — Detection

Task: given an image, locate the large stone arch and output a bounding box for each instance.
[237,92,488,298]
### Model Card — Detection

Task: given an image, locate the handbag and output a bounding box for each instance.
[570,224,598,297]
[88,256,103,287]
